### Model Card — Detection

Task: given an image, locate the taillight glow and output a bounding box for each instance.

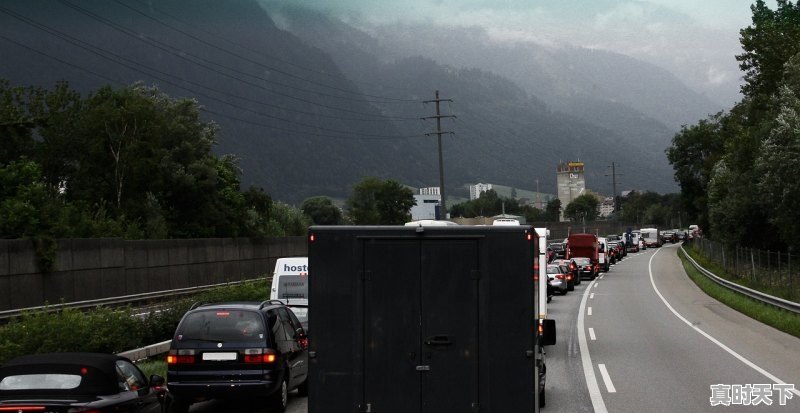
[167,349,196,364]
[309,233,316,242]
[555,274,565,280]
[167,355,195,364]
[0,408,46,411]
[243,349,277,364]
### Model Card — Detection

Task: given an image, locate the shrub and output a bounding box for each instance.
[0,279,268,364]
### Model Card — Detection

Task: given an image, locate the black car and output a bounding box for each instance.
[548,242,566,259]
[571,257,599,280]
[166,300,309,413]
[0,352,166,412]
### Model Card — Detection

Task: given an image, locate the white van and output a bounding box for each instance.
[492,218,520,226]
[597,237,609,271]
[270,257,309,302]
[404,220,459,226]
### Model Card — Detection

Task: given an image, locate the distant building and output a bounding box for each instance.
[556,162,586,222]
[411,194,441,220]
[599,197,615,218]
[469,183,493,200]
[419,187,441,196]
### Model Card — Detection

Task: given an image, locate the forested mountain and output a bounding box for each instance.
[0,0,701,203]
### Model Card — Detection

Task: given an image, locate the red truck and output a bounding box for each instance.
[566,233,600,280]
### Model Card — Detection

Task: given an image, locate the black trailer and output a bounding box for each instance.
[307,225,555,413]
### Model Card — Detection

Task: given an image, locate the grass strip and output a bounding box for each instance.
[137,359,167,379]
[678,249,800,339]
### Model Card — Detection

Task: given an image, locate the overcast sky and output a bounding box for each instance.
[275,0,778,106]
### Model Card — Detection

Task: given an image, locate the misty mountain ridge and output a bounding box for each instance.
[0,0,700,205]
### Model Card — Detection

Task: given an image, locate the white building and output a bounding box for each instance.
[411,194,441,220]
[599,197,615,218]
[556,162,586,222]
[469,183,493,200]
[419,187,440,196]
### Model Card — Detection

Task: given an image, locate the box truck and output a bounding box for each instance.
[307,225,555,413]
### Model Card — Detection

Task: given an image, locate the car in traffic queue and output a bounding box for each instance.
[597,237,610,272]
[166,300,309,413]
[628,232,641,253]
[547,264,568,295]
[548,242,566,259]
[571,257,599,280]
[606,241,619,264]
[0,352,167,413]
[552,258,577,291]
[614,240,626,260]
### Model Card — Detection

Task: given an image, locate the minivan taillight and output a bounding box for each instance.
[243,348,277,364]
[167,349,196,364]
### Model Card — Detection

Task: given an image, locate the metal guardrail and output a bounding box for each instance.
[117,340,172,362]
[0,278,264,320]
[680,244,800,315]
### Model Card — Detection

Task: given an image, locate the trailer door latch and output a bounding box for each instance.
[415,365,430,371]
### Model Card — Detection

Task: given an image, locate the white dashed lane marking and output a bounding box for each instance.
[598,364,617,393]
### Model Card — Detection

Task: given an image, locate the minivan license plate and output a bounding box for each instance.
[202,352,237,361]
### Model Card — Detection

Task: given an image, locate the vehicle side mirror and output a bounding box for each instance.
[149,374,165,389]
[539,319,556,346]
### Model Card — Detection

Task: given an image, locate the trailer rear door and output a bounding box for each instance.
[363,238,479,413]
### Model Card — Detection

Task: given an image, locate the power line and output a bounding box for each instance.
[58,0,417,107]
[0,14,426,140]
[123,0,418,104]
[423,90,456,218]
[201,108,426,140]
[0,34,125,87]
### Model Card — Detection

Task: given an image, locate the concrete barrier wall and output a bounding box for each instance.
[0,237,307,311]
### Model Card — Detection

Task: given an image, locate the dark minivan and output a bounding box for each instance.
[166,301,308,413]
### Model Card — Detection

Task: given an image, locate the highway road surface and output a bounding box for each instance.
[544,243,800,412]
[189,243,800,412]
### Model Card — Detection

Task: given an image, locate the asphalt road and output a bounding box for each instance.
[187,390,307,413]
[544,243,800,412]
[188,243,800,412]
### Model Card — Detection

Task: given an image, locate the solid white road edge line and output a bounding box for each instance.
[598,363,617,393]
[578,278,609,413]
[589,327,597,341]
[648,245,800,397]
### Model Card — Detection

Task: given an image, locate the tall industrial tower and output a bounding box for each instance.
[556,161,586,222]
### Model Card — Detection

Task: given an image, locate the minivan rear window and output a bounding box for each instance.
[177,310,265,341]
[276,275,308,300]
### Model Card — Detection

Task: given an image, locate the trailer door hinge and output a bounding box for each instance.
[358,403,373,412]
[471,270,481,280]
[471,402,481,412]
[360,271,371,281]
